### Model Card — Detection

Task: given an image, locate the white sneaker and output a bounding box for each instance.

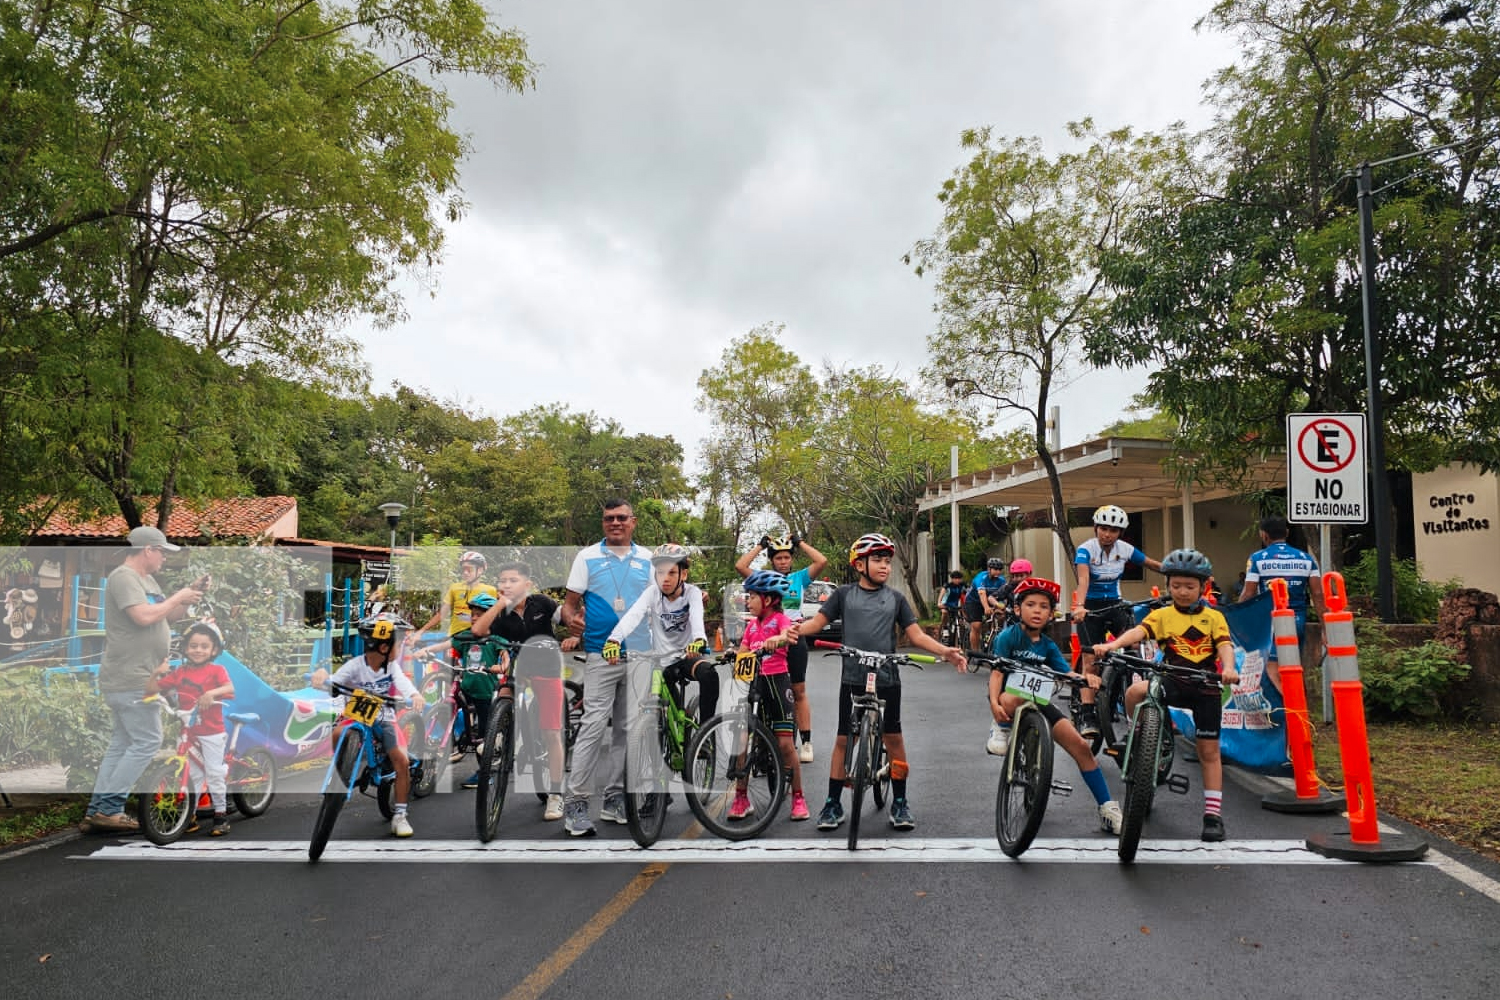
[798,740,814,763]
[543,793,564,821]
[986,722,1010,756]
[391,812,414,838]
[1098,800,1123,835]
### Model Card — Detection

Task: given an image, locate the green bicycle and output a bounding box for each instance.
[620,649,704,848]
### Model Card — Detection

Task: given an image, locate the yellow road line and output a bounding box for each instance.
[500,819,703,1000]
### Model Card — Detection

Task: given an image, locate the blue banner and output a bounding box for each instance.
[1168,592,1290,775]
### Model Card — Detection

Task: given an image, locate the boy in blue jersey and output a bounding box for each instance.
[939,569,967,638]
[1237,515,1325,649]
[558,499,654,837]
[966,557,1008,652]
[987,577,1122,835]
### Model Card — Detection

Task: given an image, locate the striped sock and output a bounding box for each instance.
[1204,790,1223,817]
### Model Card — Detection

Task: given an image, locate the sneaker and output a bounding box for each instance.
[727,787,754,820]
[564,799,596,837]
[210,816,231,838]
[391,812,414,838]
[449,749,466,764]
[185,817,201,835]
[543,793,565,821]
[1201,814,1226,842]
[460,771,480,789]
[599,792,627,824]
[888,798,915,831]
[86,812,140,833]
[1098,800,1123,835]
[1078,705,1101,740]
[816,799,845,830]
[986,722,1010,756]
[789,791,810,821]
[798,740,814,763]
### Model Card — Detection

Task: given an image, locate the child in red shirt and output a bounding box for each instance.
[152,622,236,836]
[734,570,807,821]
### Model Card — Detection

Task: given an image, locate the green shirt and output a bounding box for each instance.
[99,564,170,695]
[450,630,507,700]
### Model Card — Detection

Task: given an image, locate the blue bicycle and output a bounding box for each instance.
[308,684,427,861]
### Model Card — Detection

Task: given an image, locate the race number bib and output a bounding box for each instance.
[733,652,757,683]
[1004,668,1055,706]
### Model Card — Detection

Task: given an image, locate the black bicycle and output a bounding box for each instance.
[684,647,783,841]
[812,640,934,851]
[1096,651,1224,863]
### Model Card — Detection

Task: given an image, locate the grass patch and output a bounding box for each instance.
[0,796,88,848]
[1311,720,1500,863]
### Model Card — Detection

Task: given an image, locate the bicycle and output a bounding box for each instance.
[415,646,497,797]
[511,637,585,804]
[965,650,1090,857]
[683,647,785,841]
[136,696,278,845]
[308,684,426,861]
[937,605,966,647]
[1071,598,1166,754]
[811,640,934,850]
[619,649,705,847]
[1096,651,1224,863]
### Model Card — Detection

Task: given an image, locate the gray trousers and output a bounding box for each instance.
[564,653,644,805]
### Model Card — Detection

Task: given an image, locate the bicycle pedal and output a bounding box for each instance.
[1166,774,1191,795]
[1049,781,1073,796]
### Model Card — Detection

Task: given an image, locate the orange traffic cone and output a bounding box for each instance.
[714,626,724,652]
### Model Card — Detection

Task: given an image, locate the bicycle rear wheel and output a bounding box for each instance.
[871,732,890,810]
[685,712,783,841]
[1097,661,1134,759]
[475,698,515,843]
[138,759,192,845]
[413,703,450,797]
[624,705,671,848]
[229,747,277,818]
[995,708,1054,857]
[847,711,877,851]
[309,729,363,861]
[1118,703,1163,863]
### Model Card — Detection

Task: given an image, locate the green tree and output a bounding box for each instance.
[1098,1,1500,483]
[0,0,534,538]
[910,120,1193,559]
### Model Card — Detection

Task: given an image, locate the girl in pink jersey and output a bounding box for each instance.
[733,571,808,821]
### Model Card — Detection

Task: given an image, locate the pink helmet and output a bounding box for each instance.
[1009,558,1033,575]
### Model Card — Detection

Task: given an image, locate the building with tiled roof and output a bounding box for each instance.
[35,496,298,544]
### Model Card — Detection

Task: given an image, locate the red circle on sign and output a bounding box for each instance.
[1297,419,1357,473]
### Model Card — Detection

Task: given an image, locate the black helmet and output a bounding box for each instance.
[986,557,1004,571]
[358,612,413,643]
[1160,548,1213,581]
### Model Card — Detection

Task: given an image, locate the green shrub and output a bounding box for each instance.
[1341,550,1453,623]
[1354,620,1470,719]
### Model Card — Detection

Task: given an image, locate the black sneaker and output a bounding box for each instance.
[815,799,844,830]
[1201,814,1226,842]
[888,798,915,831]
[1078,706,1100,740]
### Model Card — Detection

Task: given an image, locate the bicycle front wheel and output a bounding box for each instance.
[1118,703,1163,863]
[685,712,783,841]
[310,729,364,861]
[475,698,515,843]
[871,733,891,811]
[1097,661,1134,759]
[229,747,277,818]
[413,703,450,797]
[138,759,192,845]
[847,710,878,851]
[624,706,671,848]
[995,708,1054,858]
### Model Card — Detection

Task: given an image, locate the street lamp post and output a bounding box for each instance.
[377,502,407,587]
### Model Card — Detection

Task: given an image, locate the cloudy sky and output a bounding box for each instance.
[354,0,1241,472]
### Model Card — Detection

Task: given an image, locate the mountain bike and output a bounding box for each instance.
[620,649,705,847]
[137,697,277,845]
[1097,651,1223,863]
[683,647,784,841]
[1074,598,1166,755]
[811,640,935,851]
[938,605,966,647]
[415,646,499,797]
[965,650,1090,857]
[511,637,584,803]
[308,685,425,861]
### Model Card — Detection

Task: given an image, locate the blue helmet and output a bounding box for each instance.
[467,592,497,612]
[743,570,794,600]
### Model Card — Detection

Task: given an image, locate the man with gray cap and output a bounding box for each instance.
[81,526,206,833]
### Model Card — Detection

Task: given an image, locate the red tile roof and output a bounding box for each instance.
[37,496,297,542]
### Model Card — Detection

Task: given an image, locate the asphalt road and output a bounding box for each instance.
[5,652,1499,1000]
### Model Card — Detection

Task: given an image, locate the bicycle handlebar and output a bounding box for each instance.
[963,649,1086,684]
[1097,651,1224,688]
[811,640,933,667]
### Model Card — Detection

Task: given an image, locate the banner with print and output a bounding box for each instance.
[1167,591,1290,775]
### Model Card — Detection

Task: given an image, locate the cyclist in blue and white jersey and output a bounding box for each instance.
[736,531,829,762]
[1238,515,1325,648]
[965,557,1008,653]
[1070,504,1163,737]
[558,499,654,837]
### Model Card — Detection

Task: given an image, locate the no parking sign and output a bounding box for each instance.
[1287,413,1367,524]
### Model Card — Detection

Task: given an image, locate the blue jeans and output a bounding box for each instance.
[86,692,163,816]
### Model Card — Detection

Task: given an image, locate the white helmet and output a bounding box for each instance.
[1092,504,1129,529]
